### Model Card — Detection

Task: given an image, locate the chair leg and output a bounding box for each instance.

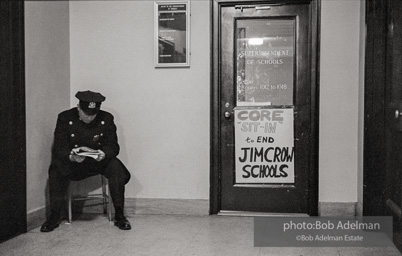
[106,181,112,221]
[67,184,72,223]
[101,176,107,214]
[101,176,112,221]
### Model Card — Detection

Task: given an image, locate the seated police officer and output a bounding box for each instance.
[41,90,131,232]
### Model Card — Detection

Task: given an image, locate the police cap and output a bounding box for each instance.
[75,90,106,115]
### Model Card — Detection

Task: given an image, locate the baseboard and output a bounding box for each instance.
[356,202,363,216]
[318,202,357,216]
[27,206,47,231]
[29,200,356,230]
[125,198,209,216]
[76,200,357,217]
[73,197,209,216]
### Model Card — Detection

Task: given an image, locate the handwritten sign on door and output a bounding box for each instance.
[235,108,295,184]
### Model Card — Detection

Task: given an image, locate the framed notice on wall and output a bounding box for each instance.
[154,1,190,67]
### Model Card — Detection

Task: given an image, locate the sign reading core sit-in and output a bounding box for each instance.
[235,108,294,184]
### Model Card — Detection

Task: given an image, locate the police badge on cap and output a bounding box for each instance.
[76,90,106,115]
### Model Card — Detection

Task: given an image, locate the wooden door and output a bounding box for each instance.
[0,0,26,242]
[211,0,319,215]
[365,0,402,252]
[384,0,402,223]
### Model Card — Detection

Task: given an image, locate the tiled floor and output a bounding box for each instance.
[0,214,401,256]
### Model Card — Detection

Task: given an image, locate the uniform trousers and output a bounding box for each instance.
[48,157,131,217]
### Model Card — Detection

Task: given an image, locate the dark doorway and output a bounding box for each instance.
[364,0,402,252]
[0,0,27,242]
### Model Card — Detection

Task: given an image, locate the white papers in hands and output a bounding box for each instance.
[71,147,100,159]
[75,151,100,159]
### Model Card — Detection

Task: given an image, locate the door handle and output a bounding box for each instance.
[395,109,402,119]
[224,112,231,118]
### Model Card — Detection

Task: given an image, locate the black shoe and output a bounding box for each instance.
[114,216,131,230]
[40,214,60,232]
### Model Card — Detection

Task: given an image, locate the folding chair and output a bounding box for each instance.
[67,175,112,223]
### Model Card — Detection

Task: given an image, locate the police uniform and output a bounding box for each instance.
[41,91,131,232]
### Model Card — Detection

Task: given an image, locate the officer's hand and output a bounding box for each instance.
[69,154,86,163]
[95,150,106,162]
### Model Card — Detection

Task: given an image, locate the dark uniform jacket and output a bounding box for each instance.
[52,107,120,164]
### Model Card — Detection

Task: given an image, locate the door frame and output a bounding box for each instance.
[210,0,320,215]
[0,0,27,241]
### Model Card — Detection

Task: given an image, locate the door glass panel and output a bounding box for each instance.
[236,18,295,106]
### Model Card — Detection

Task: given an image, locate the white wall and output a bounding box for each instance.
[69,0,210,200]
[319,0,363,203]
[24,0,365,216]
[25,1,70,214]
